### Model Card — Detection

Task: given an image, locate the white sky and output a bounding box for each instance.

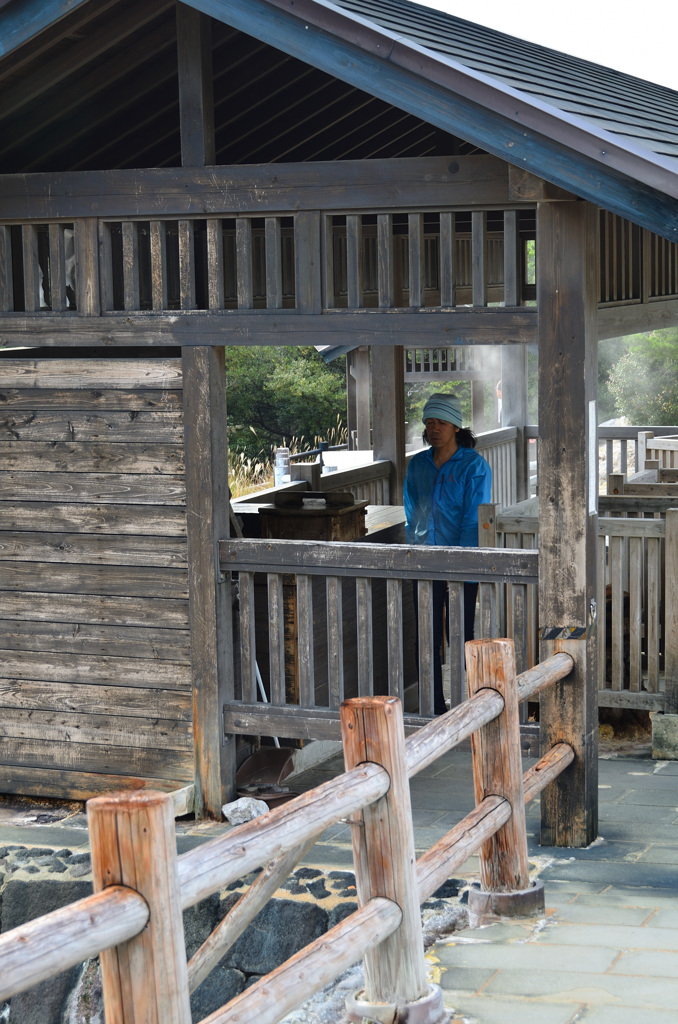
[415,0,678,93]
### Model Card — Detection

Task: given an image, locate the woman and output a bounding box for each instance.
[404,393,492,715]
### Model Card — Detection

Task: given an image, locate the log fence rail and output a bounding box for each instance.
[0,638,574,1024]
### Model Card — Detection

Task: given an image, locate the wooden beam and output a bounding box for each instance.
[176,3,215,167]
[508,167,577,203]
[0,0,92,60]
[0,307,539,349]
[537,200,598,848]
[0,156,513,220]
[598,298,678,339]
[182,346,235,816]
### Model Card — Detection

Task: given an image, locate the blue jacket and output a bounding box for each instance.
[404,445,492,547]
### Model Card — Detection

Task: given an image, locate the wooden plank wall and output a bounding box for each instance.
[0,356,193,798]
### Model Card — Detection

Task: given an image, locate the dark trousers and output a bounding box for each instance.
[414,580,479,715]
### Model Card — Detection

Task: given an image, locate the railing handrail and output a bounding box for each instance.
[521,425,678,441]
[0,644,574,1020]
[475,425,518,447]
[221,537,538,584]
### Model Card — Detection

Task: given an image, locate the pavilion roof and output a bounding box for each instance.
[0,0,676,241]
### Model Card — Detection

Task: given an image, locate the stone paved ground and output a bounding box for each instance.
[287,745,678,1024]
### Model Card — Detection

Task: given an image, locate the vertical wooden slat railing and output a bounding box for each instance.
[178,219,196,310]
[408,212,424,307]
[48,223,65,311]
[122,220,140,310]
[223,539,538,744]
[239,571,257,704]
[417,577,435,717]
[268,572,286,705]
[487,500,678,709]
[0,639,575,1024]
[356,575,373,696]
[265,216,282,308]
[0,224,13,310]
[236,217,253,308]
[377,212,394,307]
[21,224,41,311]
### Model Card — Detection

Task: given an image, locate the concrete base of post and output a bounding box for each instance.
[467,878,545,927]
[651,713,678,759]
[345,983,448,1024]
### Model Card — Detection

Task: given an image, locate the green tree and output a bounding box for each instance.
[225,346,346,459]
[607,329,678,425]
[598,336,632,421]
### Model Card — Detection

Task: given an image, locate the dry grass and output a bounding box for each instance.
[228,418,347,498]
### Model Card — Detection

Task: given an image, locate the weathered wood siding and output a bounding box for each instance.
[0,356,193,798]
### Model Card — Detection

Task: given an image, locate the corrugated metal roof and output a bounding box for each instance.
[331,0,678,164]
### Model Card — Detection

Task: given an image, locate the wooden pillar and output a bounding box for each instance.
[88,791,191,1024]
[347,346,371,450]
[501,346,528,501]
[537,200,598,847]
[371,345,406,505]
[177,5,232,815]
[177,4,215,167]
[664,508,678,714]
[183,347,234,817]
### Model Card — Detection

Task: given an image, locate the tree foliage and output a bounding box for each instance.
[607,329,678,426]
[224,346,346,459]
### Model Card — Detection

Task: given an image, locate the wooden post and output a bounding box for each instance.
[177,4,215,167]
[88,791,191,1024]
[664,508,678,714]
[637,430,653,472]
[183,347,235,816]
[347,346,371,450]
[537,200,598,848]
[340,696,443,1022]
[466,639,529,891]
[371,345,406,505]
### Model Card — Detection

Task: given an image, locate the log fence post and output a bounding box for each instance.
[466,638,544,922]
[340,696,447,1024]
[88,790,192,1024]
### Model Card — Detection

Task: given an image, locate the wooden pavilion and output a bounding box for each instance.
[1,0,678,844]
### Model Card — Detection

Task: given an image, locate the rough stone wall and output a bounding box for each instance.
[0,846,466,1023]
[0,846,358,1024]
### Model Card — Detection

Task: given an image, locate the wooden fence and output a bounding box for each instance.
[0,639,574,1024]
[480,501,678,710]
[221,538,538,737]
[638,431,678,471]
